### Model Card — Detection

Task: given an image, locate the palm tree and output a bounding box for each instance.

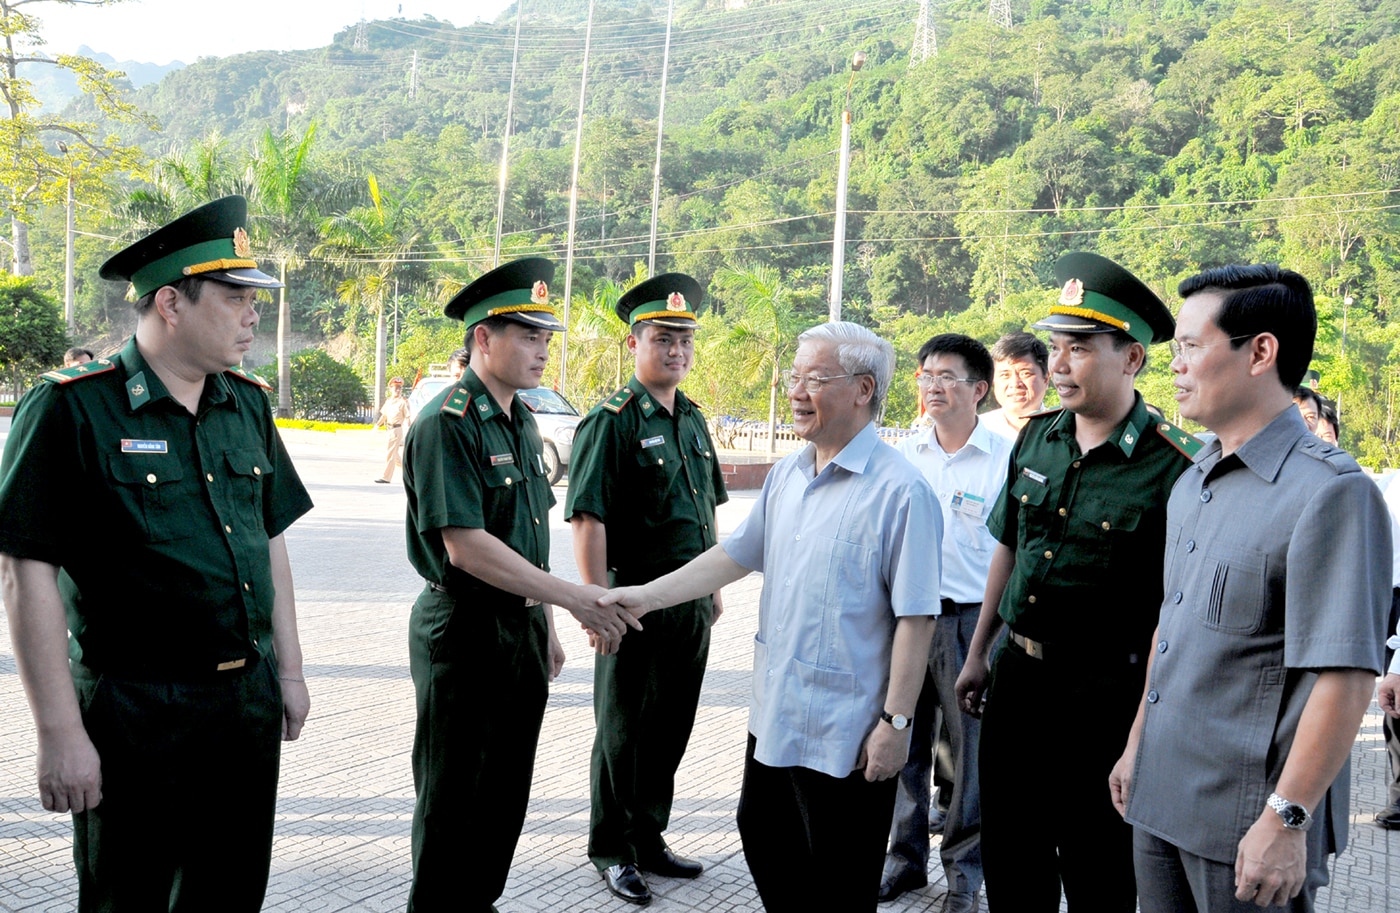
[314,175,422,410]
[712,262,804,456]
[565,270,636,408]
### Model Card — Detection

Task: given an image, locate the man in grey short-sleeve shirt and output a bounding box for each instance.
[1110,265,1390,912]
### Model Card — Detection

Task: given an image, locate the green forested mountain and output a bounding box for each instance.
[27,0,1400,462]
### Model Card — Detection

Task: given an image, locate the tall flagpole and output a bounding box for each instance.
[560,0,595,397]
[493,2,525,267]
[647,0,675,277]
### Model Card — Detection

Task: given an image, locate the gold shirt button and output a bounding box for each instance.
[206,473,214,482]
[1028,595,1037,604]
[243,582,251,591]
[252,466,262,475]
[505,477,513,486]
[1102,521,1111,530]
[658,458,665,465]
[534,518,539,525]
[1072,460,1081,468]
[225,525,232,534]
[1058,508,1067,516]
[1043,550,1053,559]
[1020,494,1029,503]
[146,473,157,484]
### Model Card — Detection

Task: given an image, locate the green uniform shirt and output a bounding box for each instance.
[402,366,555,593]
[0,337,313,678]
[987,393,1196,653]
[564,376,727,583]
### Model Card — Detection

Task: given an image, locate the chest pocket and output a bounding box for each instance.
[223,448,272,530]
[634,444,678,507]
[1073,496,1144,566]
[1191,543,1270,635]
[106,453,188,543]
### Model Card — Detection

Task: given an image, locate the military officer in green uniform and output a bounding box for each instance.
[401,258,641,913]
[564,273,728,906]
[0,196,314,912]
[954,252,1200,913]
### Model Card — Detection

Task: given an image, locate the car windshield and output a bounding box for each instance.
[518,388,579,416]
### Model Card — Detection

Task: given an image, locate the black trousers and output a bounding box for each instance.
[1385,588,1400,807]
[72,655,283,913]
[979,637,1144,913]
[407,587,549,913]
[736,734,897,913]
[589,596,711,870]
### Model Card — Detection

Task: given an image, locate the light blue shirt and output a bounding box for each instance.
[724,422,943,777]
[895,421,1012,604]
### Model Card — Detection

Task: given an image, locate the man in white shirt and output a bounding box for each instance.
[881,335,1011,913]
[979,333,1049,442]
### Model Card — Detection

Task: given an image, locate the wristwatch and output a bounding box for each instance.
[881,710,911,731]
[1267,793,1313,831]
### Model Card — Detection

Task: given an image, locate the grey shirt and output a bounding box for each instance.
[1125,407,1390,863]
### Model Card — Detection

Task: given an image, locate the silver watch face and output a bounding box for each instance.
[1268,793,1311,830]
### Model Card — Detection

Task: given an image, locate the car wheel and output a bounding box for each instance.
[543,441,563,485]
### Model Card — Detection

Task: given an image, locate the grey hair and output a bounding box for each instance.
[797,321,895,421]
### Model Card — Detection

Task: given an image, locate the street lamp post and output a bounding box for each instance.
[58,141,75,334]
[828,51,865,324]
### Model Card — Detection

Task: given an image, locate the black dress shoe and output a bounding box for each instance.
[638,847,704,879]
[878,868,928,903]
[603,864,652,905]
[1375,803,1400,829]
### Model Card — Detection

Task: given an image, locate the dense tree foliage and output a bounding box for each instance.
[14,0,1400,462]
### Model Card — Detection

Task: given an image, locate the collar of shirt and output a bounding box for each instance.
[459,365,533,426]
[118,336,236,415]
[796,421,880,480]
[1195,405,1309,484]
[1043,392,1151,459]
[625,374,691,418]
[912,419,998,462]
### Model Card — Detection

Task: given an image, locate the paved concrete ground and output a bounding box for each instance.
[2,421,1399,911]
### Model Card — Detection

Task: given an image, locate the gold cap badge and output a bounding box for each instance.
[531,280,549,304]
[666,292,687,311]
[1059,278,1084,307]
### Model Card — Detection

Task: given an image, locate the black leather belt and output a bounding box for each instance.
[429,581,540,606]
[940,598,981,615]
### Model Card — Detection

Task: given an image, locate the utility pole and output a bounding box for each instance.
[561,0,597,397]
[989,0,1012,29]
[494,4,525,267]
[911,0,937,67]
[408,50,418,100]
[647,0,676,277]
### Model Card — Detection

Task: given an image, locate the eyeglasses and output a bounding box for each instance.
[1168,334,1258,362]
[781,370,862,393]
[917,374,978,390]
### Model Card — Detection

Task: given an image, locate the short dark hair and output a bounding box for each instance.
[64,346,94,362]
[463,316,513,358]
[989,332,1048,376]
[134,276,209,314]
[1178,264,1316,389]
[1320,401,1340,440]
[917,334,994,385]
[1293,386,1324,413]
[448,347,469,370]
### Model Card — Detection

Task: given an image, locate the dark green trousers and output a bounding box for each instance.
[71,656,283,913]
[407,586,549,913]
[588,595,711,871]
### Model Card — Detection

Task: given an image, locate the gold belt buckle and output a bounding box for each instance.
[216,658,247,672]
[1014,631,1046,660]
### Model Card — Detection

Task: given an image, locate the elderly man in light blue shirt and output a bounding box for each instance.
[603,321,942,913]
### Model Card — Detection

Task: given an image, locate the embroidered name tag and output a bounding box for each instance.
[121,439,168,453]
[1021,467,1048,486]
[490,453,515,466]
[640,435,665,449]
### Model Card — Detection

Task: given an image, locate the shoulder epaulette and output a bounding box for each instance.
[225,365,273,390]
[440,386,471,417]
[40,360,117,385]
[1154,420,1204,459]
[602,387,634,414]
[1297,438,1360,474]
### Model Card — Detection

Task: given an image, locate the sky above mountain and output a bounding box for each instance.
[33,0,514,65]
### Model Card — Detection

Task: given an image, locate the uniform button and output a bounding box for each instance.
[252,466,262,476]
[692,488,698,494]
[1021,494,1029,503]
[533,518,540,525]
[1028,595,1037,604]
[1101,521,1111,530]
[1173,591,1183,604]
[1158,640,1168,653]
[243,582,251,591]
[1147,689,1159,703]
[146,473,157,483]
[702,524,709,530]
[1058,508,1067,516]
[505,477,513,486]
[206,472,215,482]
[224,525,232,534]
[795,533,801,541]
[1200,489,1212,503]
[1185,539,1195,552]
[1043,550,1053,559]
[657,458,664,465]
[1072,460,1081,468]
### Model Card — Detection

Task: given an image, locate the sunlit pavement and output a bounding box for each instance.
[1,420,1396,911]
